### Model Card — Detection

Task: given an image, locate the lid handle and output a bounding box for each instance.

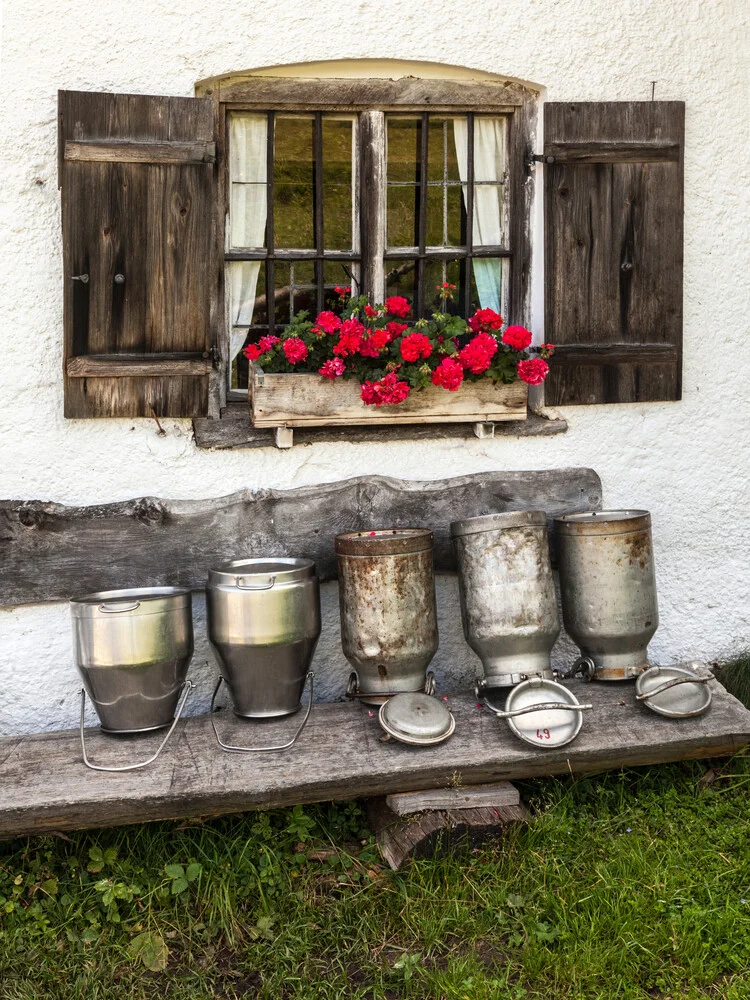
[98,601,140,613]
[636,675,712,701]
[235,575,276,591]
[485,701,593,720]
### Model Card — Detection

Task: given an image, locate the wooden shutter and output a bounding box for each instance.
[59,91,217,417]
[543,102,684,405]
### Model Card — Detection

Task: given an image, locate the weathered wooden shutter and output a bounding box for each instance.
[543,102,684,405]
[59,91,217,417]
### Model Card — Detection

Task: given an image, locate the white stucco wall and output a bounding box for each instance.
[1,0,748,736]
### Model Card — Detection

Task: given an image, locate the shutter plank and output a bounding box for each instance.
[544,102,684,406]
[59,91,216,418]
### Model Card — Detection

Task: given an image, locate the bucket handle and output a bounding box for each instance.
[636,674,712,702]
[235,575,276,591]
[210,671,314,753]
[98,601,141,613]
[79,680,193,772]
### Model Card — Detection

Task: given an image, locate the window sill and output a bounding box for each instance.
[192,403,567,451]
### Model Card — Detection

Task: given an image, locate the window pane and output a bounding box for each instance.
[274,116,314,249]
[273,262,291,326]
[323,118,354,250]
[423,259,464,316]
[290,260,316,317]
[387,185,418,248]
[473,117,508,182]
[324,260,357,310]
[229,114,267,250]
[470,257,510,317]
[229,260,266,390]
[428,116,461,182]
[385,258,417,313]
[387,117,420,183]
[472,185,508,246]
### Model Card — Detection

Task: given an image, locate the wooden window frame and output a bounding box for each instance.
[196,76,538,412]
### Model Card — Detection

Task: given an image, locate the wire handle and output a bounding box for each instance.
[346,670,436,700]
[79,680,193,772]
[484,700,594,720]
[636,674,712,701]
[211,672,314,753]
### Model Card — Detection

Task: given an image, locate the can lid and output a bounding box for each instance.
[450,510,547,538]
[208,557,316,588]
[491,677,587,748]
[335,528,433,557]
[70,586,192,618]
[554,509,651,536]
[378,692,455,745]
[635,664,713,719]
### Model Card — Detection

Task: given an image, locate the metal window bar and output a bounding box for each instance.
[265,110,275,339]
[464,113,475,319]
[314,111,325,314]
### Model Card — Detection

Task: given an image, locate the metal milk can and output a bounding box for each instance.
[336,528,439,704]
[206,558,320,719]
[555,510,658,681]
[451,511,560,689]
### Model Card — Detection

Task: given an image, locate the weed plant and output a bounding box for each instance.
[2,751,750,999]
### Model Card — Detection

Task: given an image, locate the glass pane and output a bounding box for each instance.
[427,117,461,183]
[387,117,420,183]
[229,260,267,391]
[324,260,357,310]
[323,118,353,250]
[473,117,508,182]
[273,262,291,326]
[290,260,317,317]
[387,185,418,248]
[274,116,314,249]
[229,114,267,250]
[425,185,444,247]
[470,257,510,317]
[473,184,509,247]
[423,259,464,316]
[385,258,417,313]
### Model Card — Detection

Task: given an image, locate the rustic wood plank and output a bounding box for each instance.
[543,102,684,407]
[67,355,213,377]
[386,781,520,815]
[206,76,531,110]
[193,409,568,449]
[59,91,216,418]
[550,344,678,366]
[1,678,748,839]
[368,798,530,870]
[65,139,216,164]
[0,470,600,604]
[251,370,528,427]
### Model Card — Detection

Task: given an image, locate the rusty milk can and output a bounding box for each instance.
[335,528,439,704]
[451,511,560,689]
[555,510,658,681]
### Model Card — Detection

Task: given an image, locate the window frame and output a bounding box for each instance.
[198,76,537,409]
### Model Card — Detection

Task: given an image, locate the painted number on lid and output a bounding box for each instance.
[536,728,551,740]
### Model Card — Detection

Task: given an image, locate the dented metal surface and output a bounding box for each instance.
[451,510,560,687]
[555,510,658,681]
[335,529,439,705]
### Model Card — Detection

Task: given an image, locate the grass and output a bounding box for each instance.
[2,657,750,999]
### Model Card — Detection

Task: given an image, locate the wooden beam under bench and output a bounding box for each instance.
[1,677,749,839]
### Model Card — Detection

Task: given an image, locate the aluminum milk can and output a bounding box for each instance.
[71,587,193,733]
[555,510,658,681]
[451,511,560,688]
[336,529,439,704]
[206,558,320,718]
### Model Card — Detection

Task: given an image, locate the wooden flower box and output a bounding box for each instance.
[250,366,528,446]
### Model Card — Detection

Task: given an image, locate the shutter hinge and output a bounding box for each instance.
[202,346,218,366]
[525,152,556,169]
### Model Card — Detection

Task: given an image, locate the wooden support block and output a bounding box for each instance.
[473,421,496,439]
[368,796,531,871]
[386,781,520,816]
[274,425,294,449]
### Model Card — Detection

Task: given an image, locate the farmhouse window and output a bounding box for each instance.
[58,82,683,421]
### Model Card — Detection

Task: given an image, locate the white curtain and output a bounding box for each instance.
[229,115,268,363]
[453,118,507,313]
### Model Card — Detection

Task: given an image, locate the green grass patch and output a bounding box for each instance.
[2,757,750,999]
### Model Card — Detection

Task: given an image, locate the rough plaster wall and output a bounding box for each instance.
[0,0,748,735]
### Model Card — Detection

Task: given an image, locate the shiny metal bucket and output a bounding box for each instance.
[206,558,320,720]
[451,511,560,688]
[555,510,658,681]
[336,529,439,705]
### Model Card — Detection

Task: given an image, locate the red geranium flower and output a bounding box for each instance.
[384,295,411,318]
[459,332,499,374]
[431,357,464,392]
[502,325,533,351]
[333,317,365,357]
[363,304,380,318]
[258,335,280,353]
[315,311,342,334]
[359,328,390,358]
[243,343,262,361]
[319,358,346,379]
[282,337,308,364]
[385,321,408,342]
[360,371,410,406]
[468,308,504,333]
[333,285,351,296]
[517,357,550,385]
[400,332,432,362]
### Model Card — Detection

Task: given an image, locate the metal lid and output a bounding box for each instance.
[499,678,588,748]
[70,586,192,618]
[635,664,713,718]
[336,528,433,557]
[208,558,316,589]
[555,510,651,536]
[378,692,455,746]
[450,510,547,538]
